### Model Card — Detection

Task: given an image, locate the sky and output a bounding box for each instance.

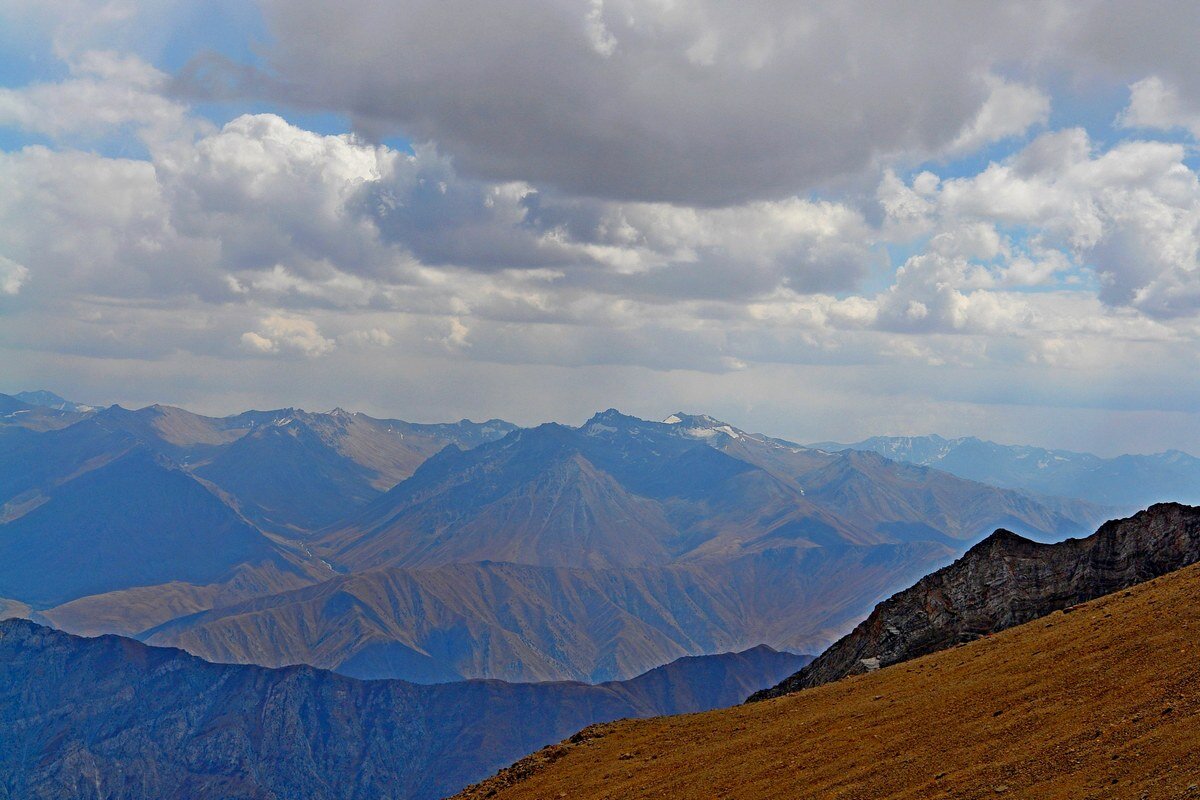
[1,1,1199,456]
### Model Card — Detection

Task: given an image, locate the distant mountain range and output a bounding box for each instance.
[12,390,96,414]
[814,433,1200,508]
[0,392,87,432]
[0,392,1112,683]
[0,620,807,800]
[317,410,1101,571]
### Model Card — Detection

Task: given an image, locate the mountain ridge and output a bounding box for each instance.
[138,547,939,682]
[0,618,808,800]
[318,410,1105,573]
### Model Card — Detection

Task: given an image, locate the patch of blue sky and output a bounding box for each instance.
[0,25,67,88]
[927,135,1034,182]
[153,2,271,73]
[0,36,62,153]
[836,239,926,299]
[1041,72,1135,150]
[0,129,48,153]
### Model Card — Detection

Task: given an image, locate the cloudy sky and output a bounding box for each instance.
[2,1,1199,455]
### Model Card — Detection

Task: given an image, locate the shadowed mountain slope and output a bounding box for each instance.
[0,403,517,535]
[0,448,305,608]
[0,404,517,621]
[0,620,806,800]
[752,502,1200,699]
[192,417,382,533]
[452,558,1200,800]
[190,409,518,533]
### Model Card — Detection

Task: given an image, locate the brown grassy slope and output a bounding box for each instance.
[452,562,1200,800]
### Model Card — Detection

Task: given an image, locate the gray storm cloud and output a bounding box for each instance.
[234,1,1200,206]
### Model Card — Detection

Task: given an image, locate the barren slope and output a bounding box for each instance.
[142,543,946,683]
[454,561,1200,800]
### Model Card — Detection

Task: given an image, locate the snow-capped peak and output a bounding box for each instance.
[668,413,742,440]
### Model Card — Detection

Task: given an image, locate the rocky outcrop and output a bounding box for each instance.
[750,502,1200,700]
[0,619,806,800]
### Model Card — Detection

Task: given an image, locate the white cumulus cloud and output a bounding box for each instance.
[241,314,336,357]
[0,255,29,295]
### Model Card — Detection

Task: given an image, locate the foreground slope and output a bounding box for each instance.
[0,621,805,800]
[754,501,1200,698]
[454,560,1200,800]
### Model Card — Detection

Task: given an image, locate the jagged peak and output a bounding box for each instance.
[586,408,638,423]
[958,527,1040,560]
[580,408,647,435]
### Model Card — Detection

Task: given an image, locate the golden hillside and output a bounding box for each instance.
[454,563,1200,799]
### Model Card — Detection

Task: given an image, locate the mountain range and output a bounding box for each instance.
[0,393,1118,682]
[0,620,806,800]
[817,433,1200,508]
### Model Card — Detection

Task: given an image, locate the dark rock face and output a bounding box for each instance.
[750,503,1200,701]
[0,620,807,800]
